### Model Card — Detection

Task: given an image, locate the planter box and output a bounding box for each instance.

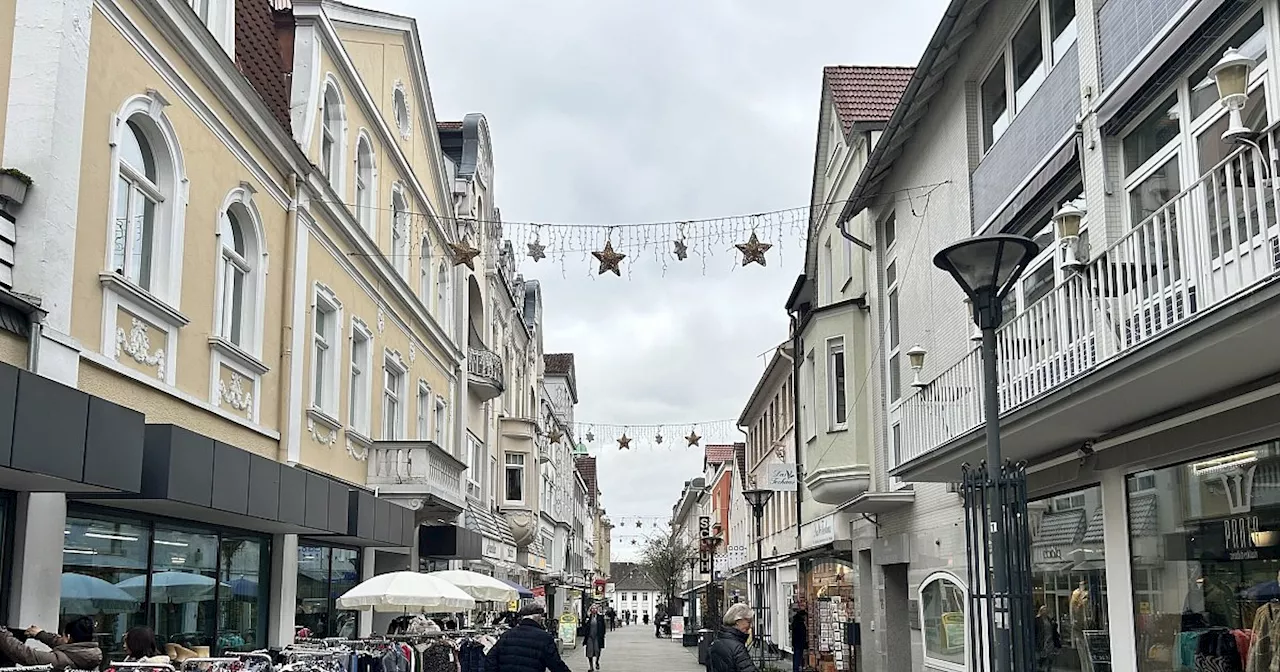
[0,174,28,206]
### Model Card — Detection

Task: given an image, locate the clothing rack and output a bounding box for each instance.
[108,663,176,672]
[0,666,52,672]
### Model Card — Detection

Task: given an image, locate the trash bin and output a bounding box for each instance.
[697,628,714,665]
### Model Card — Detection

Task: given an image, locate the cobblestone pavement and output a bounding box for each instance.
[561,622,701,672]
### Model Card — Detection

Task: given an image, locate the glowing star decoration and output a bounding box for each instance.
[686,430,701,447]
[672,238,688,261]
[655,432,664,445]
[448,240,481,270]
[617,433,632,450]
[585,430,595,443]
[527,239,546,262]
[547,428,564,444]
[592,240,626,276]
[735,232,772,267]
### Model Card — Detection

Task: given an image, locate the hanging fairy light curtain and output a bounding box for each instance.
[574,419,740,451]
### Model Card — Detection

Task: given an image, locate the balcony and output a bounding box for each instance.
[368,440,467,514]
[467,346,504,401]
[898,130,1280,480]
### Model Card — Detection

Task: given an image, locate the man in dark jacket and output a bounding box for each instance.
[0,616,103,670]
[485,605,571,672]
[708,603,758,672]
[790,607,808,672]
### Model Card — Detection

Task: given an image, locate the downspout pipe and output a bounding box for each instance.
[279,173,300,464]
[788,313,803,545]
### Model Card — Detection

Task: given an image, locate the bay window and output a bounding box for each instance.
[505,453,525,503]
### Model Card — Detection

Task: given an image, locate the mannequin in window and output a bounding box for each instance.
[1070,580,1092,672]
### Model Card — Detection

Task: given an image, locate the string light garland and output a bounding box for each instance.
[325,182,950,277]
[573,419,740,451]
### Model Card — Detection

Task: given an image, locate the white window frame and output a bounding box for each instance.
[382,350,407,441]
[347,318,373,438]
[212,185,268,359]
[355,132,378,234]
[885,254,902,406]
[419,237,433,305]
[309,284,342,424]
[417,381,431,440]
[320,77,348,193]
[978,0,1078,153]
[391,185,409,277]
[918,572,969,672]
[826,336,847,431]
[392,81,412,140]
[436,396,449,447]
[104,92,189,313]
[802,349,817,443]
[437,262,452,335]
[1053,492,1086,510]
[504,452,526,504]
[466,433,483,498]
[187,0,235,55]
[822,237,834,304]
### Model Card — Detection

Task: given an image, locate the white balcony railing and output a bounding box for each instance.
[368,440,465,508]
[899,129,1280,466]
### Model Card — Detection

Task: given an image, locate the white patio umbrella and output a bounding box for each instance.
[116,571,228,603]
[427,570,519,602]
[61,573,140,614]
[335,571,476,612]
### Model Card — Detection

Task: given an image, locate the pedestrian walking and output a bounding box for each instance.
[708,603,758,672]
[1034,605,1061,672]
[642,613,649,626]
[582,605,607,672]
[789,607,808,672]
[606,607,617,631]
[483,604,571,672]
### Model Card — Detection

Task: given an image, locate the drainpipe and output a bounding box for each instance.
[279,173,300,464]
[26,311,41,372]
[787,313,803,545]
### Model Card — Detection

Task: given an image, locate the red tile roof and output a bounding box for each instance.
[705,444,736,465]
[825,65,915,134]
[544,353,575,375]
[576,456,598,507]
[437,121,464,131]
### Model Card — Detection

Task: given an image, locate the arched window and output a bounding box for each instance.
[108,93,186,305]
[393,86,411,138]
[113,119,161,291]
[919,572,968,671]
[321,81,346,186]
[214,187,265,355]
[391,188,408,276]
[355,136,375,231]
[436,262,451,334]
[419,237,432,303]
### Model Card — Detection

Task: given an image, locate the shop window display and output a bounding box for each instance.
[61,511,270,659]
[1129,441,1280,672]
[799,558,855,672]
[296,545,361,639]
[1030,486,1110,672]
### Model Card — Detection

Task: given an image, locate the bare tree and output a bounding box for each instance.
[639,528,698,614]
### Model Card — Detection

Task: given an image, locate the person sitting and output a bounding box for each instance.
[0,616,103,670]
[123,626,170,664]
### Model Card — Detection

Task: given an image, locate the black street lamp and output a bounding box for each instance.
[743,488,774,668]
[934,234,1039,672]
[702,524,723,629]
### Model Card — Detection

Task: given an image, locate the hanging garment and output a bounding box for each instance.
[1196,629,1244,672]
[418,644,455,672]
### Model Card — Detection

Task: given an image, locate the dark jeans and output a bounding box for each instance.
[792,647,804,672]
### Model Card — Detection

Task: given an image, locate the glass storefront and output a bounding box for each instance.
[920,573,966,670]
[1128,441,1280,672]
[1030,485,1110,672]
[799,557,855,672]
[61,509,270,660]
[296,544,361,639]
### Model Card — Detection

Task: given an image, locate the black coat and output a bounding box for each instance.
[484,619,571,672]
[790,613,808,651]
[582,615,607,649]
[708,626,757,672]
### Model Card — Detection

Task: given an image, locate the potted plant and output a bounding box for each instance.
[0,168,32,205]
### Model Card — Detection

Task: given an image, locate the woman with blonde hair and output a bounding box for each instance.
[708,603,758,672]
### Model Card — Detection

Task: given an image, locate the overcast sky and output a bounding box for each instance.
[371,0,948,560]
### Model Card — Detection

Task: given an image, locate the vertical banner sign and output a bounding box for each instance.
[699,516,711,575]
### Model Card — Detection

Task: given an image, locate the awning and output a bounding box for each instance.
[498,577,534,599]
[80,424,410,545]
[419,523,483,560]
[0,362,145,493]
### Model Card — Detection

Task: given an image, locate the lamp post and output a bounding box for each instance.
[743,488,775,668]
[1211,47,1256,143]
[933,234,1039,672]
[703,523,724,629]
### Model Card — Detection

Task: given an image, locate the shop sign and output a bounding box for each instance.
[670,615,685,638]
[1188,514,1267,561]
[1033,545,1065,565]
[504,545,517,562]
[801,515,835,548]
[767,463,799,491]
[699,516,712,574]
[483,538,501,559]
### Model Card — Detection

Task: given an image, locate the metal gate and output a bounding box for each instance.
[962,460,1035,672]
